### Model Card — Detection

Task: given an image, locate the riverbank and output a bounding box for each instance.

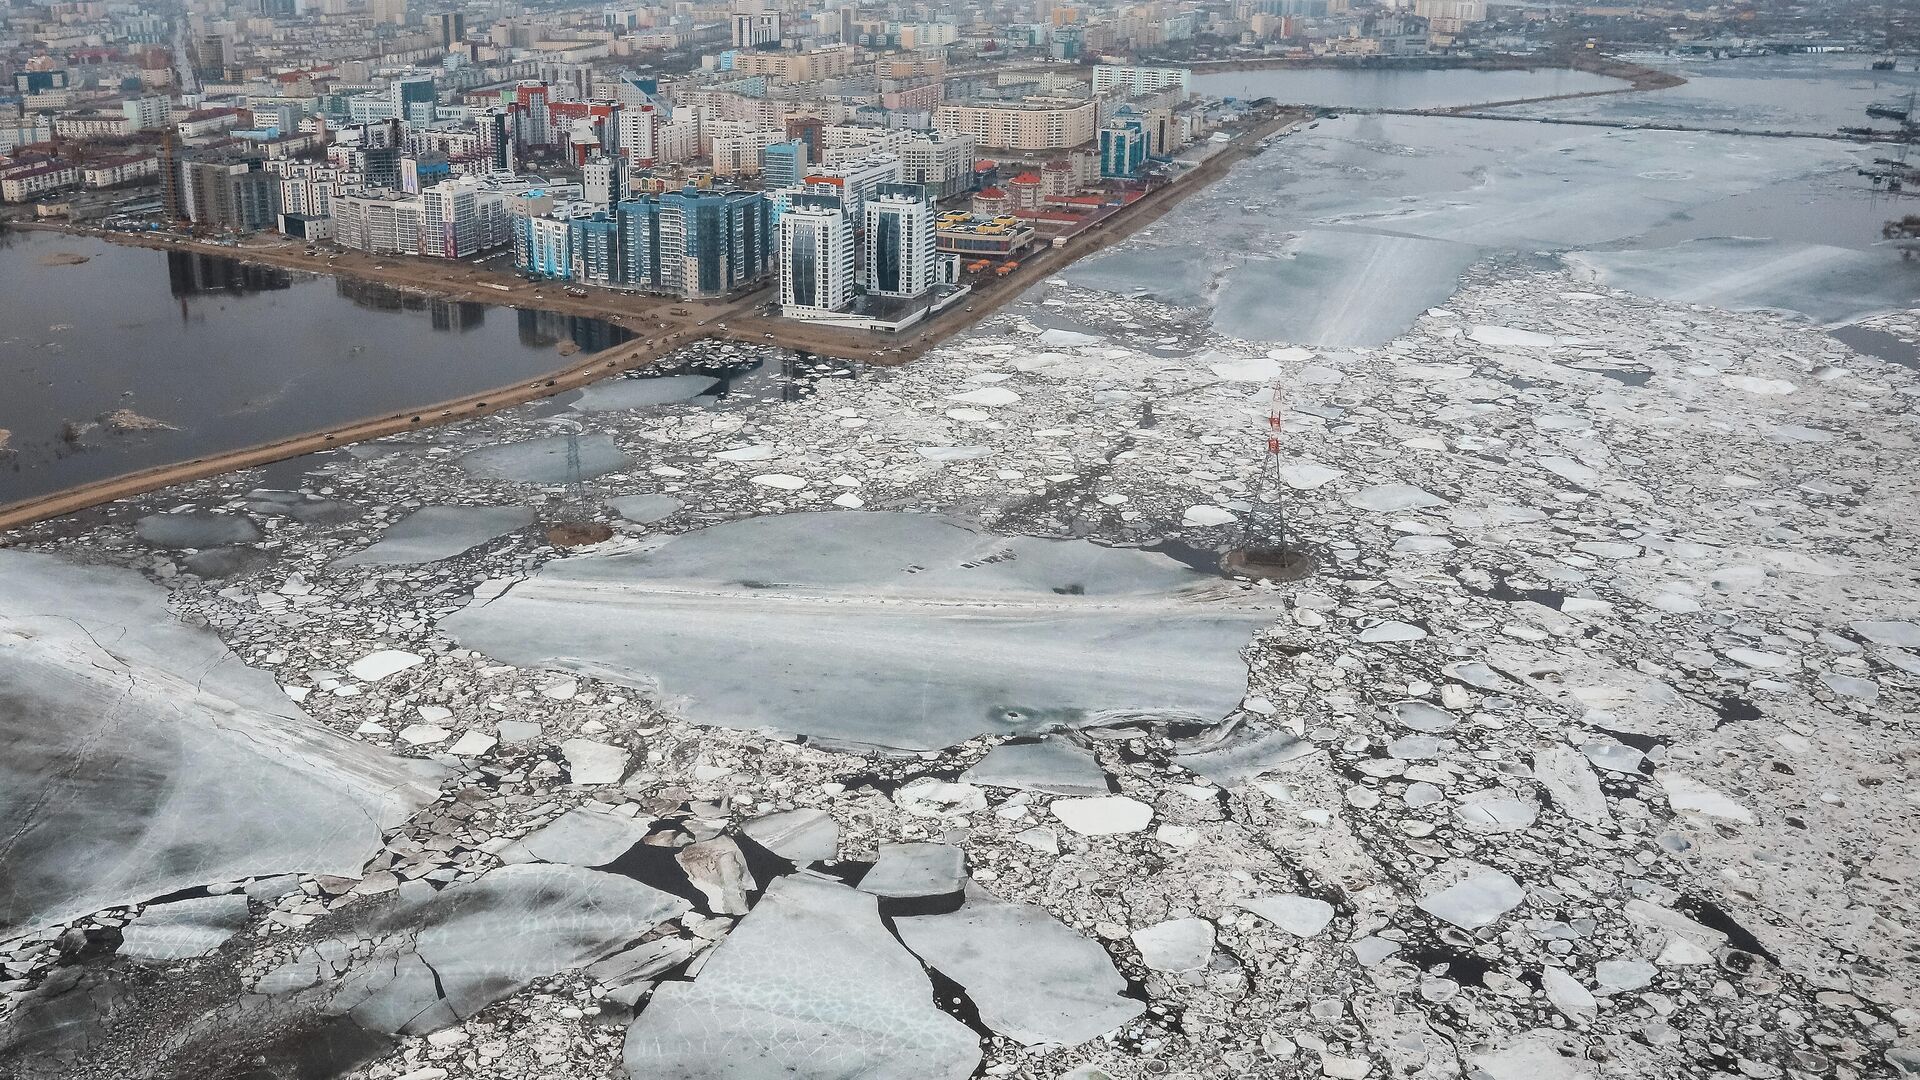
[1189,50,1686,94]
[0,108,1306,532]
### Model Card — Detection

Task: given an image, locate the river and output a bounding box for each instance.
[0,228,630,503]
[1191,64,1627,109]
[1068,54,1920,347]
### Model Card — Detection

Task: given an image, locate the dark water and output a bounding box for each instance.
[1830,324,1920,370]
[0,228,632,503]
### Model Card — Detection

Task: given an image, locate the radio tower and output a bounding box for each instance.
[1230,383,1310,579]
[563,428,585,506]
[1246,384,1287,551]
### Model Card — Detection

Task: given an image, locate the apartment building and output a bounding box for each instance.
[82,154,160,188]
[779,192,854,316]
[933,98,1097,151]
[1090,64,1192,97]
[900,131,976,198]
[860,183,936,299]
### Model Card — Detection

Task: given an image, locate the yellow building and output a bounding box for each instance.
[733,45,855,83]
[932,98,1097,151]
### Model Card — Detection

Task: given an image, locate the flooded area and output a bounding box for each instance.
[4,59,1920,1080]
[0,227,632,502]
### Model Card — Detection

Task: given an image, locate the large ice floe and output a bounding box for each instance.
[440,511,1270,751]
[332,504,533,565]
[248,863,685,1037]
[623,873,981,1079]
[0,550,442,936]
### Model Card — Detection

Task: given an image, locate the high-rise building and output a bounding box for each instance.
[803,153,901,231]
[270,159,342,217]
[710,126,784,176]
[860,183,935,299]
[779,193,853,316]
[516,188,772,299]
[760,139,806,188]
[521,209,577,277]
[419,178,510,257]
[583,155,625,206]
[900,131,976,198]
[391,74,437,125]
[480,108,515,171]
[334,179,509,257]
[731,9,781,47]
[192,34,231,80]
[433,10,466,48]
[511,81,551,149]
[654,187,771,297]
[12,70,69,94]
[1099,120,1146,179]
[183,159,280,232]
[785,116,824,164]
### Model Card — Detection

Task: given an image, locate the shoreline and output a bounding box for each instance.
[0,108,1307,533]
[1186,51,1687,94]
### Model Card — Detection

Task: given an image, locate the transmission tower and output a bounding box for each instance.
[1242,383,1287,556]
[563,429,585,506]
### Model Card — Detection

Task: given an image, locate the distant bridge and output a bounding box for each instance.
[1321,106,1891,144]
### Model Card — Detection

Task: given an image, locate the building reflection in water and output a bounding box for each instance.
[166,251,294,297]
[162,249,638,350]
[516,307,634,353]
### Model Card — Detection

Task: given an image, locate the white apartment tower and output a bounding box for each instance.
[779,194,854,316]
[731,8,781,47]
[583,155,625,205]
[860,184,936,299]
[802,153,901,230]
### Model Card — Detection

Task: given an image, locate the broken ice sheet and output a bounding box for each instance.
[1345,484,1448,512]
[458,433,631,484]
[1235,895,1335,938]
[742,808,838,864]
[1531,746,1613,827]
[573,373,719,411]
[133,510,260,549]
[333,504,534,566]
[1415,865,1527,930]
[441,512,1272,752]
[961,737,1109,795]
[498,804,651,866]
[608,494,683,525]
[0,551,442,936]
[1655,770,1755,824]
[895,887,1144,1047]
[1131,918,1215,973]
[253,863,685,1037]
[118,894,251,962]
[858,842,968,898]
[625,874,980,1079]
[1172,727,1318,787]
